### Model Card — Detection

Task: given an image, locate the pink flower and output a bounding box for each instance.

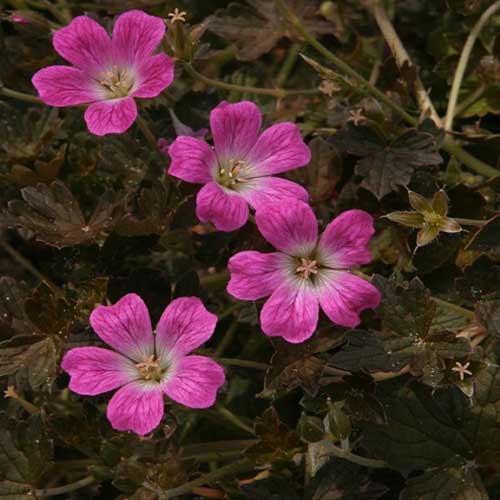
[168,101,311,232]
[227,199,381,343]
[32,10,174,136]
[61,294,225,435]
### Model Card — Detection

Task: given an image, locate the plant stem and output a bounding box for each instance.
[135,114,164,160]
[218,301,244,321]
[144,459,254,499]
[371,0,441,125]
[275,0,417,125]
[276,42,302,87]
[0,85,43,104]
[199,270,230,288]
[214,319,239,357]
[454,84,487,117]
[452,217,486,227]
[0,239,63,296]
[34,475,95,497]
[182,62,319,99]
[216,358,270,371]
[214,404,256,435]
[275,0,500,178]
[327,444,387,469]
[444,0,500,131]
[441,135,499,178]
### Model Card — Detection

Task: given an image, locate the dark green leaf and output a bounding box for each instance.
[465,214,500,251]
[332,124,442,199]
[6,181,124,248]
[401,467,488,500]
[306,460,388,500]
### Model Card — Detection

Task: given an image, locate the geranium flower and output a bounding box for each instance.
[168,101,311,231]
[227,199,381,343]
[61,294,225,435]
[32,10,174,136]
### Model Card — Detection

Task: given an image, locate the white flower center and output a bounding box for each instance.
[98,66,135,98]
[295,258,319,280]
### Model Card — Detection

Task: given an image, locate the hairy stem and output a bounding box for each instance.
[444,0,500,131]
[34,476,95,497]
[182,62,319,99]
[144,459,254,499]
[452,217,486,227]
[0,85,43,104]
[371,0,441,125]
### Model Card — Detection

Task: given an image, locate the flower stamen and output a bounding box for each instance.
[136,355,164,382]
[98,66,134,98]
[295,258,319,280]
[218,159,248,188]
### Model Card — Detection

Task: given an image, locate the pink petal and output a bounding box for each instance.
[163,355,225,408]
[210,101,261,160]
[317,210,375,269]
[134,53,174,98]
[89,293,154,362]
[84,97,137,136]
[106,382,164,435]
[156,297,217,359]
[227,251,286,300]
[240,176,309,210]
[196,182,249,231]
[61,347,137,396]
[32,66,99,106]
[112,10,166,64]
[168,137,216,184]
[255,198,318,256]
[317,271,381,328]
[53,16,112,72]
[260,281,319,343]
[247,122,311,175]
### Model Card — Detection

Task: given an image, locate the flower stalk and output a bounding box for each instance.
[444,0,500,131]
[182,62,319,99]
[144,459,255,499]
[275,0,500,178]
[34,475,96,497]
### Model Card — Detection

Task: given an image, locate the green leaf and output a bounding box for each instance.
[475,300,500,338]
[331,330,413,373]
[332,124,442,199]
[0,414,53,495]
[363,367,500,474]
[401,467,488,500]
[372,275,436,339]
[465,214,500,251]
[306,460,388,500]
[6,181,124,248]
[207,0,339,60]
